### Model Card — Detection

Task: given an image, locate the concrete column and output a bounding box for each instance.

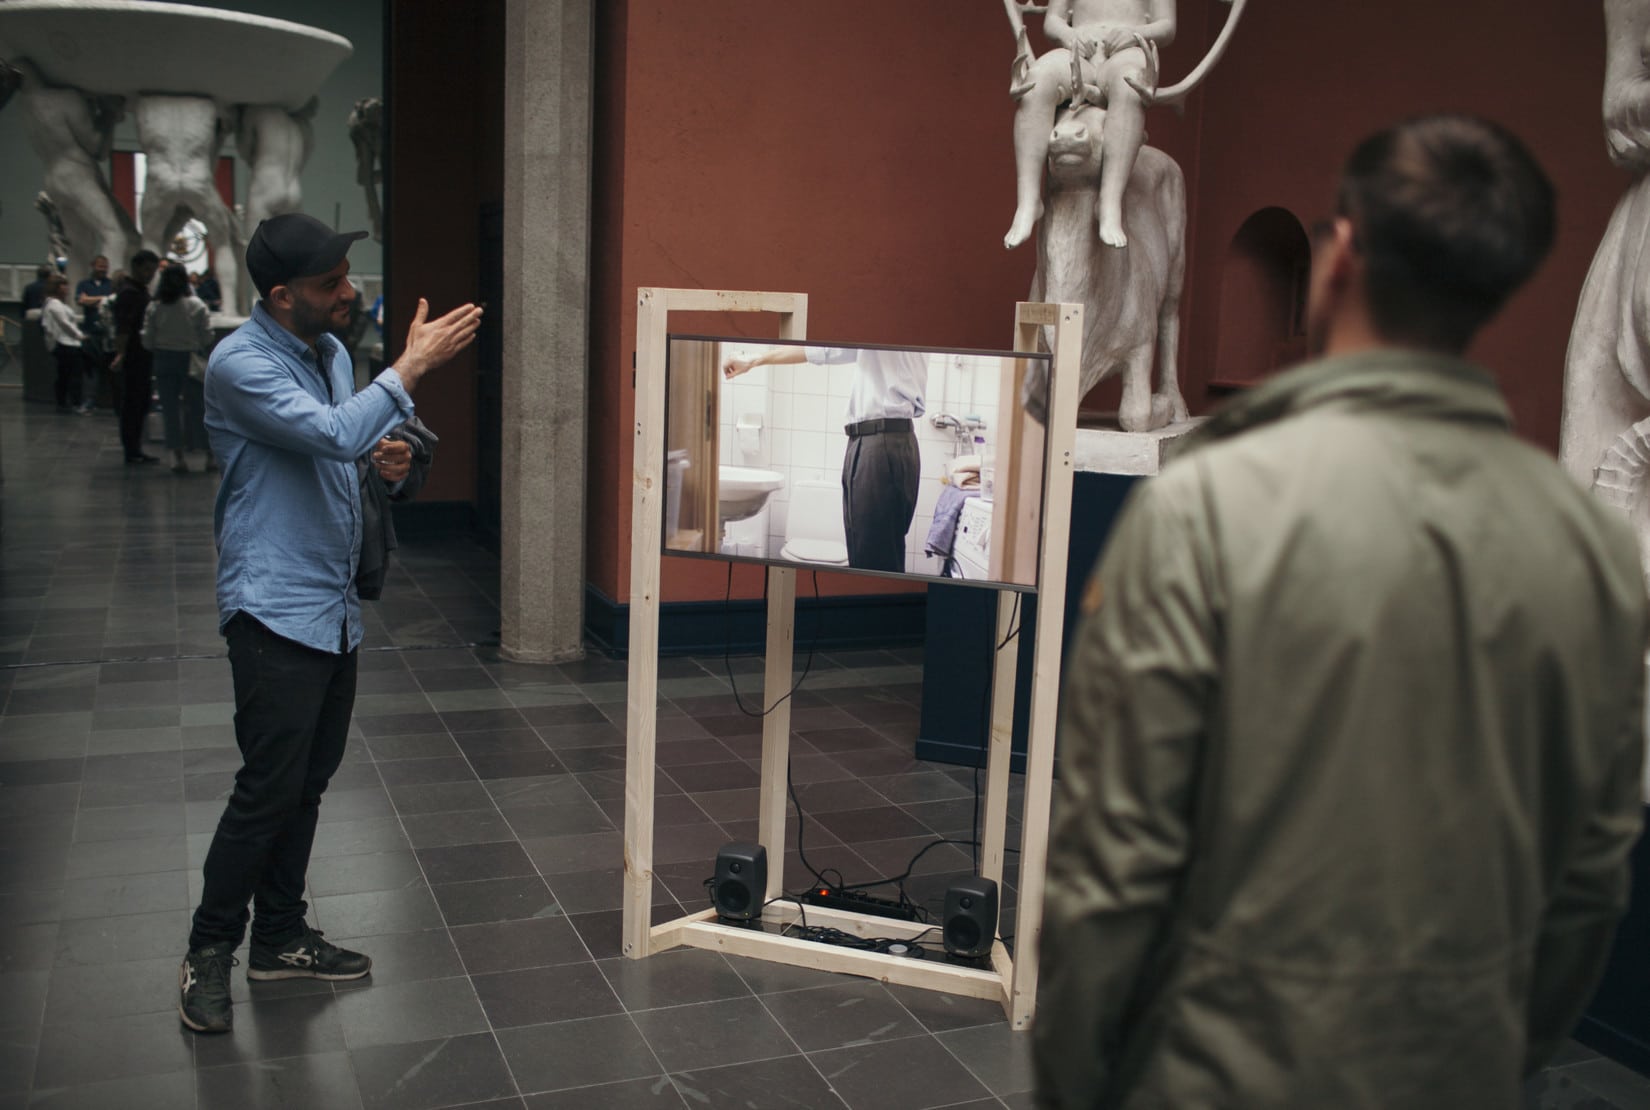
[499,0,592,662]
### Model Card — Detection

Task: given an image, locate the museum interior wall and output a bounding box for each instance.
[579,0,1627,613]
[0,0,385,274]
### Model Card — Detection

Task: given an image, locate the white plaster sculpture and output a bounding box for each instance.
[33,191,72,266]
[1562,0,1650,580]
[237,100,316,231]
[134,94,242,312]
[0,0,352,302]
[348,97,385,243]
[1004,0,1244,431]
[4,57,137,284]
[1022,104,1188,431]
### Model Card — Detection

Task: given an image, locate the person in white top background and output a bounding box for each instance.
[39,272,87,413]
[142,263,216,473]
[724,344,927,572]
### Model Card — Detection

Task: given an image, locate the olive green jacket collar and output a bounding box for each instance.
[1182,347,1512,454]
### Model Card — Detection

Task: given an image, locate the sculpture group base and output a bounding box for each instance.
[1073,418,1204,477]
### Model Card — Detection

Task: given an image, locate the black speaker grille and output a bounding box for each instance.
[946,917,982,953]
[716,879,751,915]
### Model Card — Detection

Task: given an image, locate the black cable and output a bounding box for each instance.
[723,565,821,719]
[971,595,1022,872]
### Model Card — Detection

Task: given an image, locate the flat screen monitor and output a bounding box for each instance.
[663,335,1051,591]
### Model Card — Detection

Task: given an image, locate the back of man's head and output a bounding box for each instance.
[1338,115,1555,353]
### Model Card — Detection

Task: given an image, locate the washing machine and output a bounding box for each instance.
[951,498,993,579]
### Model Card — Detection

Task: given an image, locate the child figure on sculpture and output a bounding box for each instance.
[1004,0,1174,251]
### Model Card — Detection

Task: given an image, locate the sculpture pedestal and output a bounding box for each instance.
[1072,418,1203,477]
[918,424,1201,770]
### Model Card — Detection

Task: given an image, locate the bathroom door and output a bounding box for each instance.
[665,338,719,552]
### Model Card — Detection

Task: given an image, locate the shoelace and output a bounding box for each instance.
[191,950,239,992]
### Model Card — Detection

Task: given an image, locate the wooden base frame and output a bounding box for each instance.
[624,290,1083,1029]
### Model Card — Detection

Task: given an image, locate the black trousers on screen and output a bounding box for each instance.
[188,613,357,950]
[841,420,921,573]
[119,348,152,461]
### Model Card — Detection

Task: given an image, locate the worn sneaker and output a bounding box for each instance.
[247,925,371,982]
[179,942,237,1034]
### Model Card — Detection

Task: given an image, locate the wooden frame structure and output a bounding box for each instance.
[624,289,1083,1028]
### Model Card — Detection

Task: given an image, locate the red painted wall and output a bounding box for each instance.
[1183,0,1619,447]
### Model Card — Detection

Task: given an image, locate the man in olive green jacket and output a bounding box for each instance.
[1037,116,1648,1109]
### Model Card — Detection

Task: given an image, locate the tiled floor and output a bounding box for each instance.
[0,390,1647,1109]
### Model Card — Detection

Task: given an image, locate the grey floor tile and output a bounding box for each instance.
[449,915,588,975]
[352,1032,518,1110]
[28,1070,196,1110]
[598,949,753,1012]
[192,990,349,1068]
[42,954,179,1024]
[671,1054,849,1110]
[306,849,426,898]
[401,809,516,850]
[310,817,413,858]
[431,875,560,927]
[630,996,799,1073]
[1563,1057,1650,1106]
[473,961,622,1029]
[416,840,537,885]
[762,980,926,1053]
[497,1013,661,1094]
[936,1023,1035,1098]
[809,1036,992,1110]
[312,885,445,938]
[332,975,489,1049]
[57,871,189,920]
[53,909,189,967]
[32,1009,195,1087]
[196,1052,364,1110]
[526,1075,686,1109]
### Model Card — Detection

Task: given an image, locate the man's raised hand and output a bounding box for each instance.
[395,298,483,393]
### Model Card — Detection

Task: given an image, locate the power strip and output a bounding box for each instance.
[798,886,922,922]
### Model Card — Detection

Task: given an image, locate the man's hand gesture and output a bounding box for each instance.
[394,298,483,394]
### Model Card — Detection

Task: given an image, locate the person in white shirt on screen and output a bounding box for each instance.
[724,345,926,572]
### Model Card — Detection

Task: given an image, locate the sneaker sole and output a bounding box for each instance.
[246,964,371,982]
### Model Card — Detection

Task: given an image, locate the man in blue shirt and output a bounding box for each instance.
[73,254,112,412]
[178,213,481,1035]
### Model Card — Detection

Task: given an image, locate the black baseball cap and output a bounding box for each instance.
[245,213,368,299]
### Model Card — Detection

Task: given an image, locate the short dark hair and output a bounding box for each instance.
[1337,115,1555,353]
[156,264,191,304]
[130,248,160,271]
[34,264,52,280]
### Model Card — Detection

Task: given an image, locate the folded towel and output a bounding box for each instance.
[925,484,979,559]
[948,453,982,490]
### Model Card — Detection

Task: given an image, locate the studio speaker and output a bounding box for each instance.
[942,877,999,958]
[712,842,767,921]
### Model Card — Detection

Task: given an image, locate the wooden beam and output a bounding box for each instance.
[1007,301,1083,1027]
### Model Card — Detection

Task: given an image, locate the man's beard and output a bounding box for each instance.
[291,297,340,341]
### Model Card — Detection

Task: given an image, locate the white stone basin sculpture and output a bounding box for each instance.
[719,466,785,523]
[0,1,351,111]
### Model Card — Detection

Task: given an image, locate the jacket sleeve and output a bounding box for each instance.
[211,345,413,462]
[1035,466,1221,1109]
[1523,695,1647,1074]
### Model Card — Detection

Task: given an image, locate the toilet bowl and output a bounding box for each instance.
[780,480,849,566]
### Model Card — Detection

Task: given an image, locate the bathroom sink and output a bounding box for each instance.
[719,466,785,522]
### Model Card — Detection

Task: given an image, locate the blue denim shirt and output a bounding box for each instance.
[205,304,414,653]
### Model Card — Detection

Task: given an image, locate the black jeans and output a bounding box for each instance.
[52,345,84,409]
[119,347,152,460]
[188,612,357,950]
[840,424,921,572]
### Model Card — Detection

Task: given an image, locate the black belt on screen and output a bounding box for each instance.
[844,418,914,437]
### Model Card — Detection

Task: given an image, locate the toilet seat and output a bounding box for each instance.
[781,538,849,565]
